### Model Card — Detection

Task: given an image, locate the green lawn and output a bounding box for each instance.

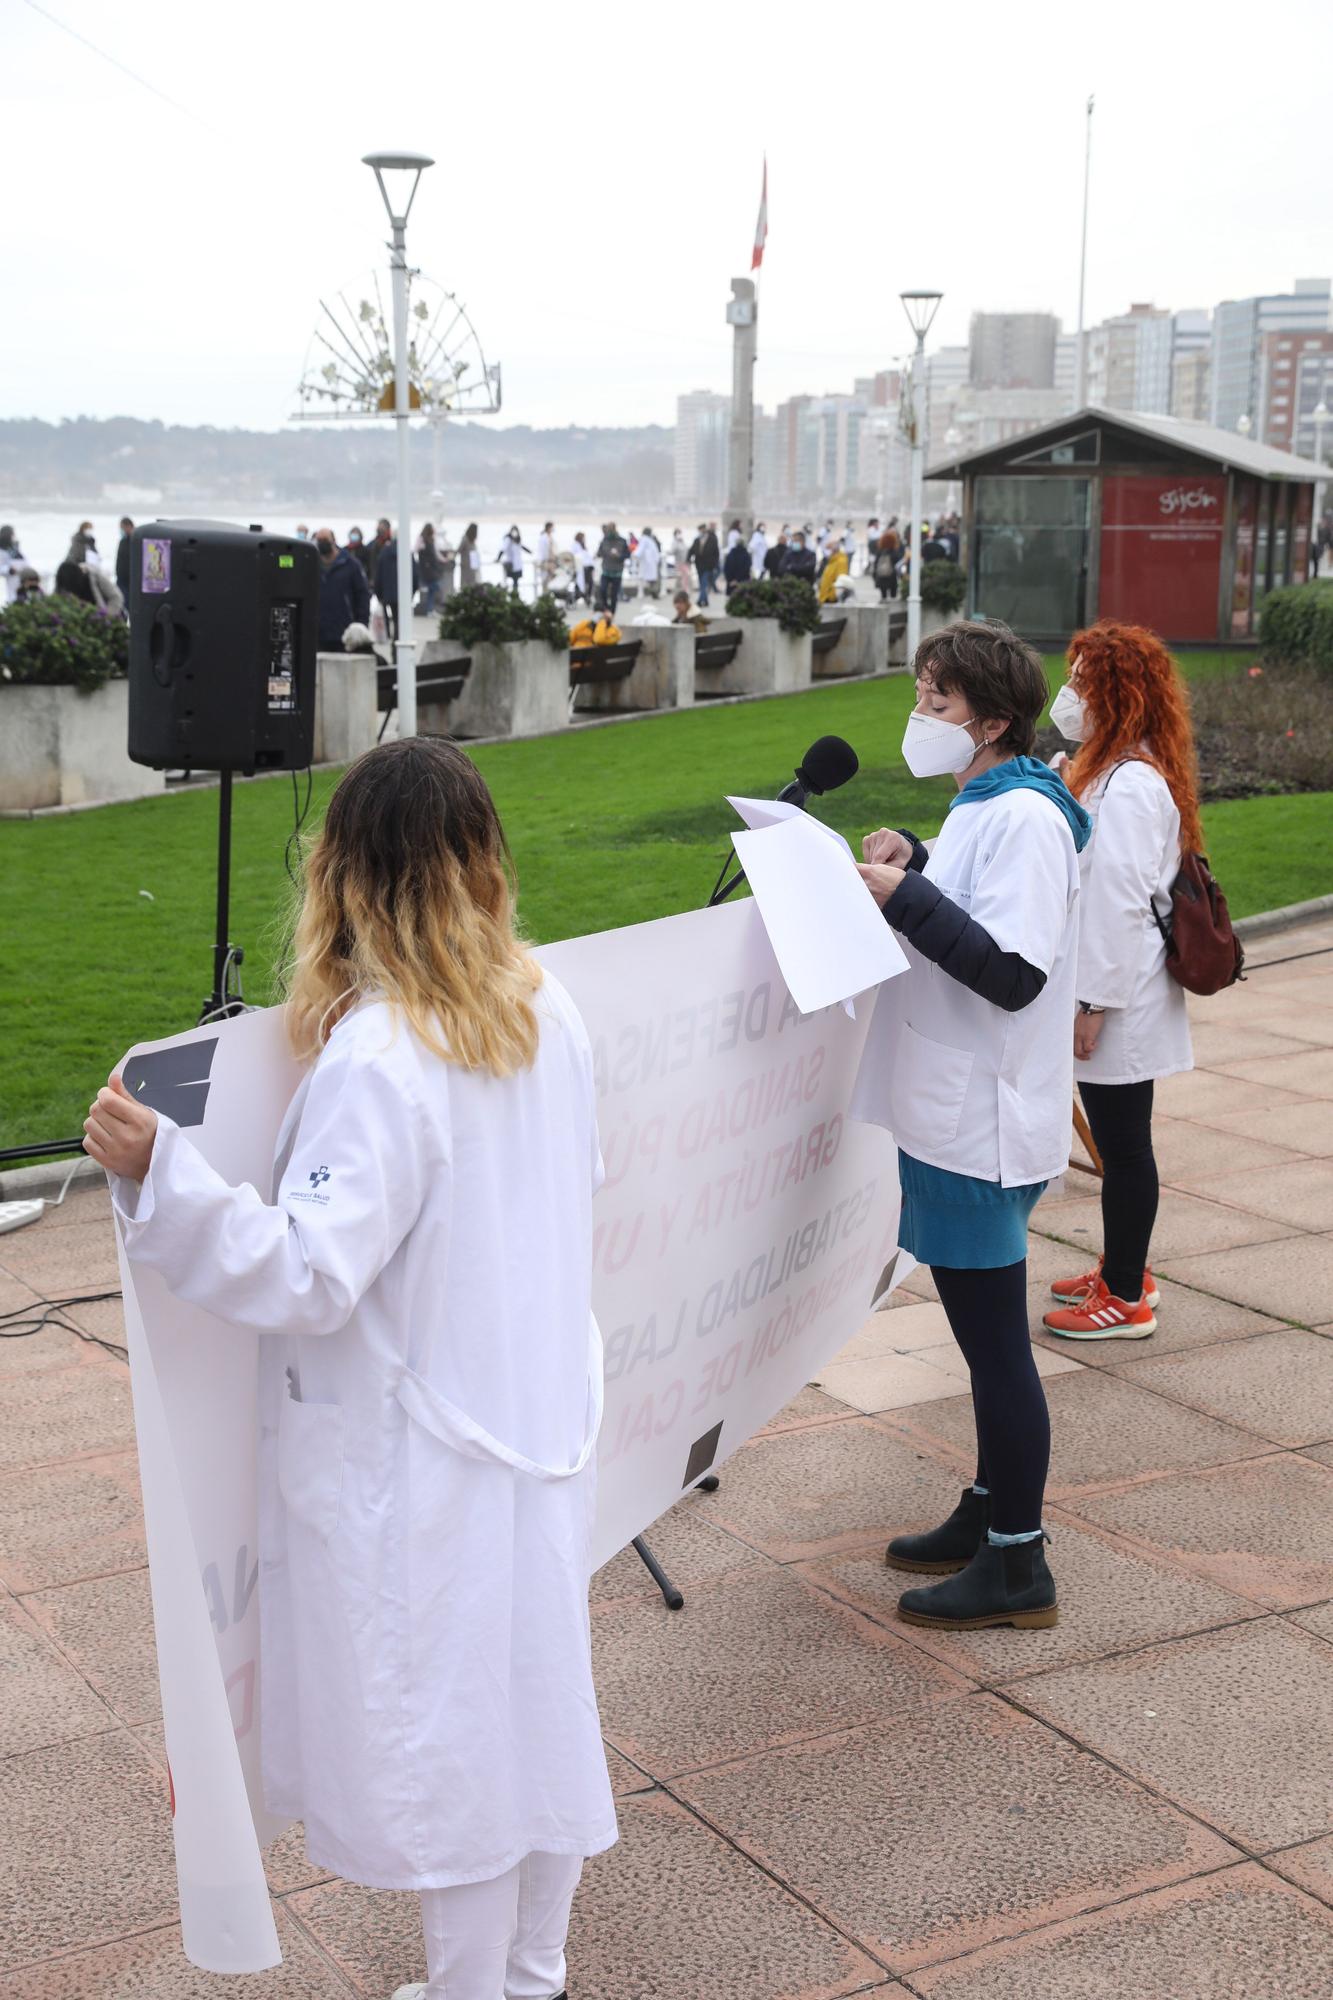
[2,655,1325,1161]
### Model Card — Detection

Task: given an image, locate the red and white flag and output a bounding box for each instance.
[751,156,768,271]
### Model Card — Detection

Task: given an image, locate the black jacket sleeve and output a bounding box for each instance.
[896,830,929,874]
[882,870,1047,1012]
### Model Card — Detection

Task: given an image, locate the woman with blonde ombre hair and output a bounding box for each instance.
[1042,621,1201,1343]
[84,738,617,2000]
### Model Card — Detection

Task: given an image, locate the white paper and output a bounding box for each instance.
[731,813,908,1015]
[726,794,856,860]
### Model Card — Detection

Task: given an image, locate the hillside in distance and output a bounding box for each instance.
[0,415,675,508]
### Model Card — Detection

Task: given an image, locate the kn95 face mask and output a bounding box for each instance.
[901,710,984,779]
[1049,682,1092,742]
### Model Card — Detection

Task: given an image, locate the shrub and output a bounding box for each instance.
[726,576,822,636]
[0,595,129,693]
[439,584,569,651]
[1258,580,1333,674]
[919,560,968,614]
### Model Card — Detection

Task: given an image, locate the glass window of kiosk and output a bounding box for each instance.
[1253,484,1274,610]
[972,476,1091,635]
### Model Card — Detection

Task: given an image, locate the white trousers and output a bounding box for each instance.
[420,1851,582,1999]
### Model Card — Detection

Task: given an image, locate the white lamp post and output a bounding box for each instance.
[944,423,962,515]
[900,290,943,663]
[1313,399,1330,541]
[363,149,434,738]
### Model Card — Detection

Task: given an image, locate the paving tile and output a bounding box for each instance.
[593,1560,968,1779]
[1064,1453,1333,1609]
[1192,1100,1333,1157]
[1288,1600,1333,1647]
[1303,1439,1333,1469]
[702,1415,965,1561]
[0,1594,112,1758]
[1033,1273,1283,1365]
[1154,1069,1310,1122]
[879,1369,1262,1501]
[60,1293,128,1352]
[675,1694,1230,1974]
[0,1730,176,1971]
[0,1449,146,1591]
[591,1500,761,1604]
[1157,1234,1333,1328]
[1187,1020,1316,1067]
[0,1281,87,1376]
[801,1507,1261,1685]
[1016,1617,1333,1850]
[26,1568,160,1726]
[910,1863,1333,2000]
[1031,1184,1300,1262]
[271,1878,425,2000]
[0,1349,135,1470]
[816,1347,983,1414]
[1214,1046,1333,1095]
[842,1299,955,1352]
[0,1216,122,1293]
[605,1745,656,1797]
[24,1185,113,1234]
[1172,1156,1333,1232]
[1267,1836,1333,1907]
[0,1906,353,1999]
[757,1384,850,1433]
[136,1722,334,1898]
[1108,1328,1333,1447]
[1155,1115,1310,1187]
[566,1792,885,2000]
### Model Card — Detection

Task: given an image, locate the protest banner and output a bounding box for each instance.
[114,896,903,1969]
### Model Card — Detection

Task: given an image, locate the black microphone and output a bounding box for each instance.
[777,735,859,807]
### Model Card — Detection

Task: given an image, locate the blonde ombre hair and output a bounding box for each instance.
[285,738,542,1075]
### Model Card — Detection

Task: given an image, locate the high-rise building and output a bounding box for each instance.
[1055,333,1077,408]
[1210,279,1332,432]
[1169,310,1212,421]
[673,390,730,510]
[968,312,1059,390]
[1258,329,1333,456]
[1085,304,1172,411]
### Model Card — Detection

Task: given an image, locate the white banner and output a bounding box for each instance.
[115,899,902,1969]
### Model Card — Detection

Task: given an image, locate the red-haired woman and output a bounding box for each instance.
[1042,622,1201,1340]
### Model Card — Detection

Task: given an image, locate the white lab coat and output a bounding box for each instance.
[638,535,661,582]
[748,530,768,571]
[1073,759,1193,1086]
[854,787,1082,1187]
[112,983,617,1891]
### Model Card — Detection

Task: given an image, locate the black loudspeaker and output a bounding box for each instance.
[128,520,318,773]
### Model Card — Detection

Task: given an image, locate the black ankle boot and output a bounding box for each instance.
[885,1486,990,1574]
[896,1534,1058,1630]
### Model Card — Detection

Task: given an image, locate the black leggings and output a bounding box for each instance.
[932,1260,1050,1537]
[1078,1080,1158,1302]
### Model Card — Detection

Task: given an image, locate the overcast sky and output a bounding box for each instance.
[5,0,1328,435]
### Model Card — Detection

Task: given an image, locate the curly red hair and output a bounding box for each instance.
[1065,622,1202,853]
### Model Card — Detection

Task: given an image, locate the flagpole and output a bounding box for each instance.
[1074,95,1094,409]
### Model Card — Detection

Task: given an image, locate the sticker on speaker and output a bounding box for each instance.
[121,1039,218,1127]
[682,1421,723,1489]
[141,538,171,595]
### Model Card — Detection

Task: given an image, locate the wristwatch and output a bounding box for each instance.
[1077,1002,1105,1016]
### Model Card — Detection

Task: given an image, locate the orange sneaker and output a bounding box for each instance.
[1050,1260,1159,1310]
[1043,1276,1156,1340]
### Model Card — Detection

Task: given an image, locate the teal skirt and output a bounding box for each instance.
[898,1150,1047,1271]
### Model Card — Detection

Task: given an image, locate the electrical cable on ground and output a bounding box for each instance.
[0,1291,126,1362]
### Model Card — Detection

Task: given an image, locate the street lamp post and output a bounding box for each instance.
[900,290,943,663]
[944,423,962,515]
[363,150,434,738]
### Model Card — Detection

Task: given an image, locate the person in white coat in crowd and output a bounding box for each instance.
[854,621,1091,1633]
[637,525,662,597]
[748,520,768,575]
[1042,621,1200,1342]
[499,524,530,594]
[84,738,617,2000]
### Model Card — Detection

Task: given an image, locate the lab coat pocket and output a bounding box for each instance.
[277,1379,345,1541]
[896,1022,976,1149]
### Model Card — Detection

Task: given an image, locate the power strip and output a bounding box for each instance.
[0,1198,46,1235]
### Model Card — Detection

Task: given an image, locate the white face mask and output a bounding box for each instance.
[901,711,986,779]
[1050,683,1092,742]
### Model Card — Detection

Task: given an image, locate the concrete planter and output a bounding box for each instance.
[439,638,569,740]
[0,679,162,812]
[314,654,380,764]
[815,604,894,679]
[577,626,695,713]
[698,618,812,698]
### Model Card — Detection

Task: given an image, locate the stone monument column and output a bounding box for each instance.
[725,277,757,533]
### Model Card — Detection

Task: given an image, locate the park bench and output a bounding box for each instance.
[568,640,643,716]
[377,655,471,739]
[811,616,847,661]
[692,628,744,694]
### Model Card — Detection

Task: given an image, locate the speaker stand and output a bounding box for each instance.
[200,770,247,1025]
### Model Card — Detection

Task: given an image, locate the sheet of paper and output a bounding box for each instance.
[726,794,856,861]
[730,812,908,1014]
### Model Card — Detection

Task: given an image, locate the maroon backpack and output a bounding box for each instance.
[1151,850,1245,996]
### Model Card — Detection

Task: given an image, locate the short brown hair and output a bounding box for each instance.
[913,619,1048,755]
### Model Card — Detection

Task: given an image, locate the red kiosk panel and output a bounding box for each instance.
[1098,474,1226,641]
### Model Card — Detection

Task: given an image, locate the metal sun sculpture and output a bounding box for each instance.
[295,271,501,419]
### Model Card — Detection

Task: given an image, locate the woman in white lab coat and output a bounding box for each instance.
[854,621,1091,1633]
[84,739,616,2000]
[1042,621,1200,1343]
